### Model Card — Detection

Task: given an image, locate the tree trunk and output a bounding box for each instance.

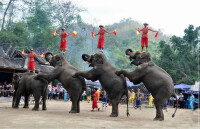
[1,0,13,31]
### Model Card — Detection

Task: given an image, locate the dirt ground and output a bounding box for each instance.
[0,99,199,129]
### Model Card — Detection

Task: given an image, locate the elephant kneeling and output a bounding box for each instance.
[12,72,48,111]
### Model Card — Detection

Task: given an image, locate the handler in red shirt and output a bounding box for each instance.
[138,23,158,52]
[95,25,112,52]
[91,89,100,111]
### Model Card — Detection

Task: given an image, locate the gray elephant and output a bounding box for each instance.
[116,49,178,121]
[73,52,129,117]
[12,72,48,111]
[35,52,86,113]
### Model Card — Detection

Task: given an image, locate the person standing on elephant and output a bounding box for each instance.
[55,28,69,54]
[134,89,142,109]
[95,25,112,52]
[91,88,100,111]
[22,49,40,73]
[137,23,158,52]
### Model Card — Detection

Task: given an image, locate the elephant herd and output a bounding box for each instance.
[12,49,178,121]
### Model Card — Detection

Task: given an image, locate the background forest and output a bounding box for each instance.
[0,0,199,84]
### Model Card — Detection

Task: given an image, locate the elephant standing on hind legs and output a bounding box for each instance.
[116,49,178,121]
[12,72,48,111]
[73,52,129,117]
[35,52,86,113]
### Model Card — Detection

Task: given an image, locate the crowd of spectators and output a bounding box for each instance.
[0,82,13,97]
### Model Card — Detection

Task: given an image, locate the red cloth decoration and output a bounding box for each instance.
[155,32,158,38]
[113,29,117,36]
[52,30,56,35]
[92,32,95,38]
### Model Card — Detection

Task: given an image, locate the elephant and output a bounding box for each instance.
[116,49,178,121]
[73,52,129,117]
[12,72,48,111]
[35,52,86,113]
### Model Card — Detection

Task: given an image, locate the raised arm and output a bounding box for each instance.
[149,28,158,32]
[104,29,112,34]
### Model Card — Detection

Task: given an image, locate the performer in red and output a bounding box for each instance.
[55,28,69,54]
[23,49,40,73]
[95,25,112,52]
[91,89,100,111]
[138,23,158,52]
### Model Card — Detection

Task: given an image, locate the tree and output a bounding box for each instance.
[1,0,13,31]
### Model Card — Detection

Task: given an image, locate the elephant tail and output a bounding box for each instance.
[171,92,178,118]
[126,87,130,117]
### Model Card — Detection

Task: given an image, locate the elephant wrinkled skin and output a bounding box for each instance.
[73,52,129,117]
[12,72,48,111]
[116,49,178,121]
[35,52,86,113]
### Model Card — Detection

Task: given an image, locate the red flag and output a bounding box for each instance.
[41,53,45,58]
[92,32,95,38]
[21,49,24,55]
[155,32,158,38]
[113,29,117,36]
[71,31,77,37]
[136,28,140,35]
[52,30,56,35]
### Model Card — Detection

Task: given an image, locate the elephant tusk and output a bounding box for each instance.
[125,55,130,57]
[83,61,89,64]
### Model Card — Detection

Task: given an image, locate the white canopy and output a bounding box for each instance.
[190,81,200,91]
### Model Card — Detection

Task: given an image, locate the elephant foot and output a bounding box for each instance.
[42,107,47,110]
[69,110,78,113]
[110,113,118,117]
[23,106,29,108]
[153,117,164,121]
[13,106,19,109]
[32,107,39,111]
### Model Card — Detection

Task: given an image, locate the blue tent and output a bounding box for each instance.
[126,81,141,87]
[174,84,191,89]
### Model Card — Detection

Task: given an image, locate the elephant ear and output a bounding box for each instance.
[54,55,62,66]
[94,54,103,64]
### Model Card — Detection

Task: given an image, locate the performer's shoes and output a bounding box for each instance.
[98,108,100,111]
[91,109,94,112]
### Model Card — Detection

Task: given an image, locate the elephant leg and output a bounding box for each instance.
[153,92,168,121]
[42,91,47,110]
[12,91,16,108]
[23,93,29,108]
[13,91,22,108]
[69,97,78,113]
[110,99,119,117]
[77,97,80,113]
[32,91,40,111]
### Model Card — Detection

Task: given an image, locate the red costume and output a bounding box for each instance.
[60,32,67,51]
[92,91,98,109]
[97,28,105,49]
[141,27,149,48]
[28,53,35,71]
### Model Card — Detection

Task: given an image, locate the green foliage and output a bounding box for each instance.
[154,25,199,84]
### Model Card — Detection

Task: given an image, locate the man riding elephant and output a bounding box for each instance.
[12,72,48,111]
[116,49,178,121]
[73,52,129,117]
[35,52,86,113]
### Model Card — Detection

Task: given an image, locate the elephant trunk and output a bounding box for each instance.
[82,54,91,62]
[125,49,135,58]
